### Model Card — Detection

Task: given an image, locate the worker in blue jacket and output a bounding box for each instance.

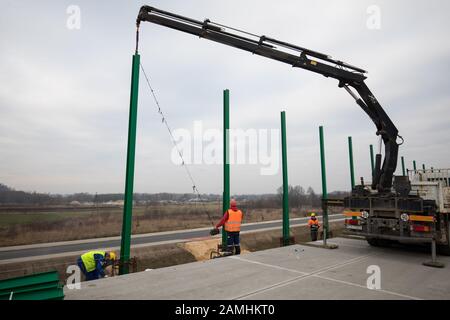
[77,250,116,281]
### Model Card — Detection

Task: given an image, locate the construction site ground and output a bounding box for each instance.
[64,237,450,300]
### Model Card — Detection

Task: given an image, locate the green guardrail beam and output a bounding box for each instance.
[0,271,64,300]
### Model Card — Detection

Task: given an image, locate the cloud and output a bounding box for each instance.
[1,0,449,194]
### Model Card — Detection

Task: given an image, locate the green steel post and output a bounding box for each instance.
[370,145,375,172]
[281,111,290,246]
[413,160,417,171]
[370,144,375,174]
[120,53,140,275]
[401,156,406,176]
[319,126,329,245]
[348,136,355,189]
[222,89,230,247]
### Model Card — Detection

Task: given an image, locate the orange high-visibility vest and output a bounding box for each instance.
[308,219,320,227]
[225,209,243,232]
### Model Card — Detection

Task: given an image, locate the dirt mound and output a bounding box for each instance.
[181,238,221,260]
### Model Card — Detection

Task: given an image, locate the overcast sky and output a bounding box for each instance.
[1,0,449,195]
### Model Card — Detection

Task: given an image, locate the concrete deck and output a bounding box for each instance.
[64,237,450,300]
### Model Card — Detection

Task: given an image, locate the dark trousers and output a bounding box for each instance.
[226,231,241,255]
[77,257,102,281]
[310,228,318,241]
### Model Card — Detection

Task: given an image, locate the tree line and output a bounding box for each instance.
[0,183,348,206]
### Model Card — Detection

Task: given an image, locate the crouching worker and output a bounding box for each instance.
[211,199,243,255]
[308,213,320,241]
[77,250,116,281]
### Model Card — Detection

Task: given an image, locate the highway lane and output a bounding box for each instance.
[0,214,344,261]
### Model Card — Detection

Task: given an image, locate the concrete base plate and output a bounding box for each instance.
[422,260,445,268]
[303,240,339,249]
[65,237,450,300]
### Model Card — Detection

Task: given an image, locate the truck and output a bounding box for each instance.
[344,169,450,255]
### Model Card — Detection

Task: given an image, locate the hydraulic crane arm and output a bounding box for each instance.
[136,5,401,193]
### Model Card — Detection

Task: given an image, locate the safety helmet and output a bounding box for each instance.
[310,213,316,217]
[108,251,117,261]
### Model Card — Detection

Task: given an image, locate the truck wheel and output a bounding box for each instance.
[367,238,379,246]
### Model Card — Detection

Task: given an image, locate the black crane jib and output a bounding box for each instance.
[136,5,401,193]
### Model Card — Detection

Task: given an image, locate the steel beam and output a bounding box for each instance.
[281,111,290,245]
[120,53,140,275]
[319,126,329,245]
[369,144,375,173]
[348,136,355,189]
[222,89,230,247]
[401,156,406,176]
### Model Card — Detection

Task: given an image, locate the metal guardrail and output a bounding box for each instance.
[0,270,64,300]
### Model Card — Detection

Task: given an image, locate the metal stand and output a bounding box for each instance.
[423,239,445,268]
[113,257,138,276]
[210,244,233,259]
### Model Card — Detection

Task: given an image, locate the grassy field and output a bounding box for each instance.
[0,203,319,246]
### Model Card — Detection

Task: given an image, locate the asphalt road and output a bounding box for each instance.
[0,214,344,261]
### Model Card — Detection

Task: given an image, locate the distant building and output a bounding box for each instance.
[104,200,125,207]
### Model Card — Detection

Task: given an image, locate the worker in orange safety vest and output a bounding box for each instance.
[308,212,320,241]
[211,198,243,255]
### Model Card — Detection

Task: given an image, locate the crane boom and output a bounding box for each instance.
[136,5,400,193]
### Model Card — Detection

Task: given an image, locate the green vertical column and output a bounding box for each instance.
[401,156,406,176]
[281,111,290,246]
[413,160,417,171]
[222,89,230,248]
[348,136,355,189]
[120,53,140,275]
[319,126,329,245]
[370,144,375,174]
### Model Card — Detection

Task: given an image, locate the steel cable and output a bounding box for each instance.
[139,63,217,228]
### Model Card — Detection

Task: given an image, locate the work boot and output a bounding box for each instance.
[235,246,241,255]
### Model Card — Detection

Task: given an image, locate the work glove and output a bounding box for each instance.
[210,228,220,236]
